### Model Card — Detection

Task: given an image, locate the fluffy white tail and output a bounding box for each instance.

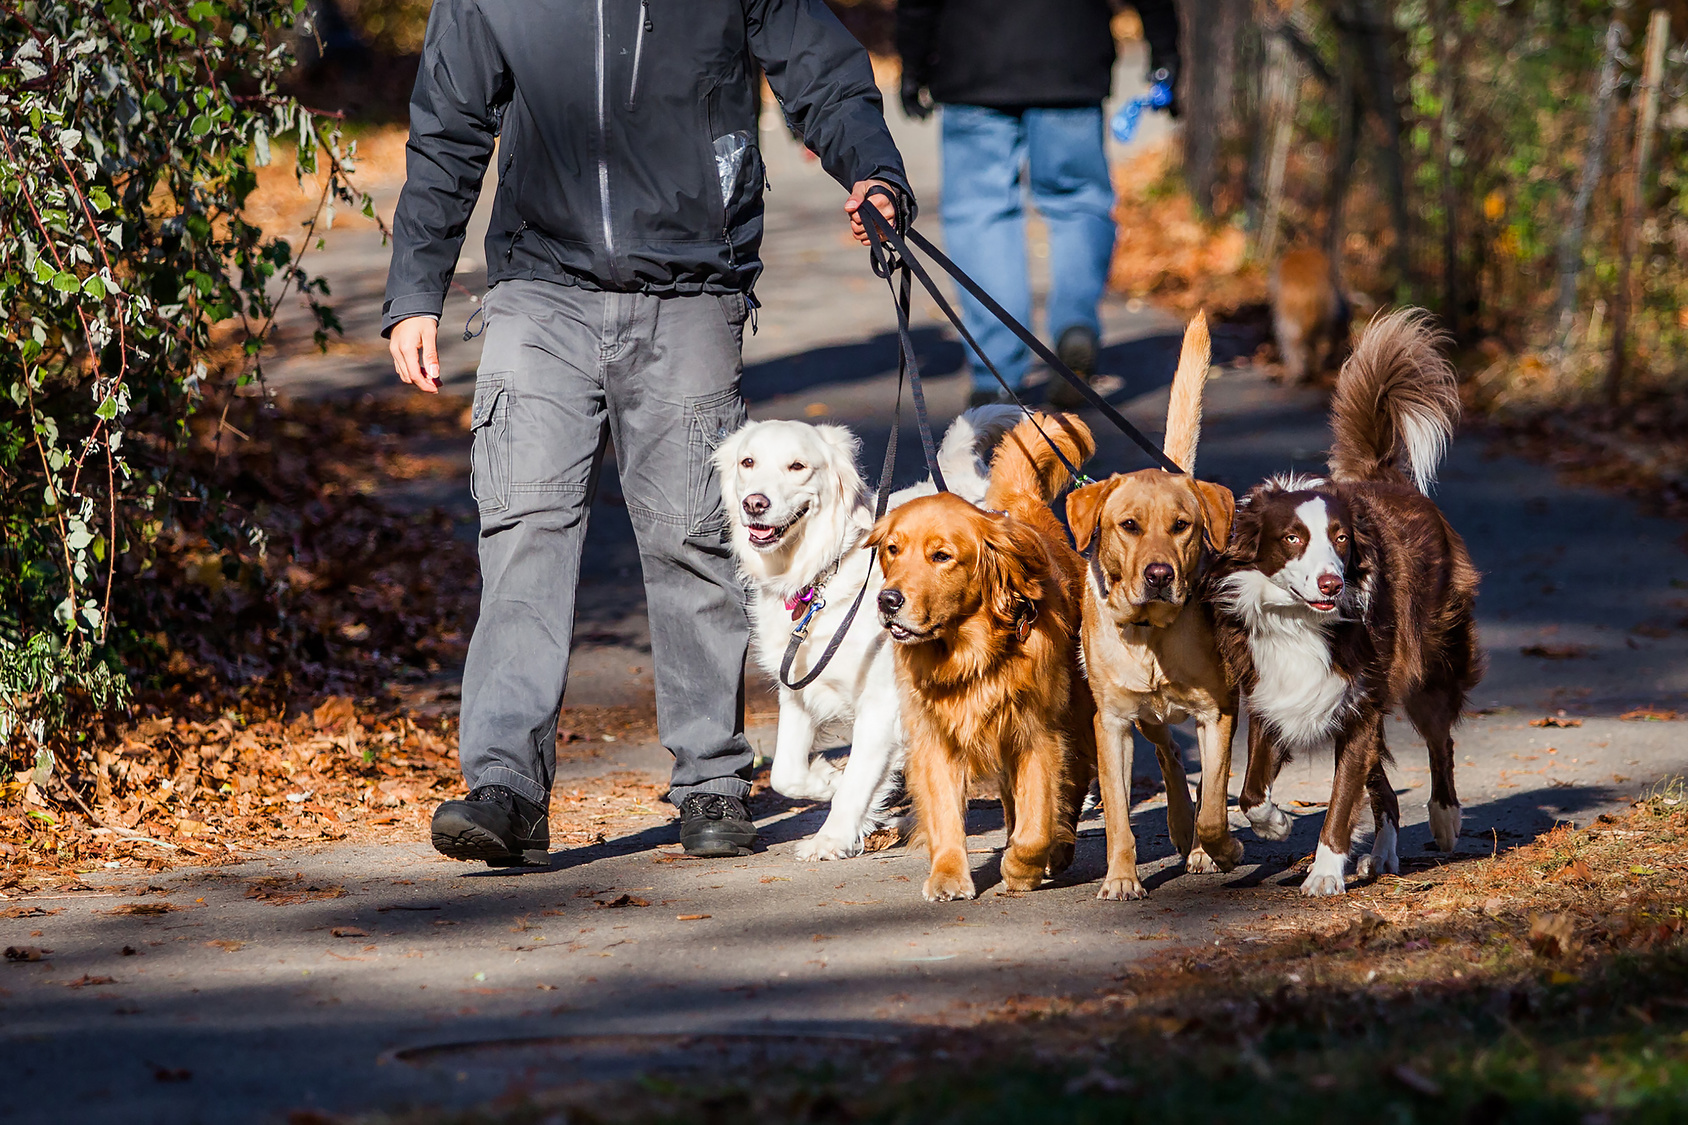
[1328,308,1459,494]
[937,404,1023,505]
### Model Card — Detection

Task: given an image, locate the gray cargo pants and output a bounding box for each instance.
[459,279,754,808]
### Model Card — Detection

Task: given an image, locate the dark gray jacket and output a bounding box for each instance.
[383,0,911,334]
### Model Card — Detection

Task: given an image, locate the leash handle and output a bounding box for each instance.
[862,201,1184,477]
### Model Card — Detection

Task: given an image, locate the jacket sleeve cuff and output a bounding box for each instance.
[381,293,448,338]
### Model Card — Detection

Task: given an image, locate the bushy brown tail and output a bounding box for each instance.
[1328,308,1459,493]
[985,413,1096,520]
[1162,311,1211,473]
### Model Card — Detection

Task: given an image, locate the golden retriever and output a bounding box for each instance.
[1065,313,1243,901]
[867,413,1096,901]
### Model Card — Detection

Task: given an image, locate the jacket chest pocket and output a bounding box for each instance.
[685,385,746,537]
[701,78,760,239]
[469,377,511,514]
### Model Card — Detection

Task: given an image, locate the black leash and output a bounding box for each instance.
[778,191,927,691]
[860,187,1184,478]
[780,183,1191,692]
[775,358,901,690]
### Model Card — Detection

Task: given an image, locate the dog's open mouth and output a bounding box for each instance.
[884,621,930,644]
[1297,593,1339,613]
[743,504,808,550]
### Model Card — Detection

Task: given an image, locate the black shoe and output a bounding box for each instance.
[431,785,550,867]
[678,793,757,857]
[967,387,1016,409]
[1048,326,1100,409]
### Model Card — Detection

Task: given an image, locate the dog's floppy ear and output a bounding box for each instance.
[1194,480,1236,552]
[1064,476,1121,554]
[863,511,892,551]
[813,424,863,466]
[1220,489,1263,564]
[979,513,1048,625]
[811,424,867,510]
[712,421,752,490]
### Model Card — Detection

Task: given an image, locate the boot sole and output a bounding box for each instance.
[431,813,549,867]
[681,831,757,858]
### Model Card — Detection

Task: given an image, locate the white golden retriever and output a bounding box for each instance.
[715,406,1020,859]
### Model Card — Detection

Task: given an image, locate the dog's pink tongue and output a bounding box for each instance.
[748,525,776,544]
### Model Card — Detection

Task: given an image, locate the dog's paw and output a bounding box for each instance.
[1097,873,1147,901]
[1246,801,1293,842]
[1196,834,1245,872]
[1300,843,1348,896]
[922,871,977,902]
[1301,873,1347,896]
[1354,852,1399,881]
[1185,844,1220,874]
[1358,819,1399,880]
[771,760,842,802]
[1429,800,1462,853]
[795,833,862,862]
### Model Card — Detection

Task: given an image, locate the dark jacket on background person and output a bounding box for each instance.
[896,0,1180,110]
[382,0,911,335]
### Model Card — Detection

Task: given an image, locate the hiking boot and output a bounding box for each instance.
[1047,326,1100,409]
[967,387,1016,409]
[431,785,550,867]
[678,793,757,857]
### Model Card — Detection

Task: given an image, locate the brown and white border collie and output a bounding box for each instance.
[1209,309,1484,896]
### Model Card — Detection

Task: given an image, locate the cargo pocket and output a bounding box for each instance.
[469,377,511,514]
[685,385,746,537]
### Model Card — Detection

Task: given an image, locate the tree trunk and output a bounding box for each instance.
[1252,13,1302,264]
[1433,0,1460,337]
[1179,0,1245,216]
[1606,9,1671,404]
[1556,13,1627,346]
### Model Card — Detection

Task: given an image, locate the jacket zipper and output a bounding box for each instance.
[593,0,616,263]
[626,0,650,110]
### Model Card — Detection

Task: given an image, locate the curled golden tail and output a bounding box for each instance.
[984,413,1096,520]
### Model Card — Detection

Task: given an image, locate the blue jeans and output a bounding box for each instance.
[940,104,1117,392]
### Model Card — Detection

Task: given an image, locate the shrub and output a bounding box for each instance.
[0,1,367,774]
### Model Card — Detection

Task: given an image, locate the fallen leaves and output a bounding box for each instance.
[594,895,649,909]
[1619,707,1680,722]
[1520,643,1592,660]
[0,906,62,919]
[205,940,245,953]
[106,902,174,916]
[330,927,368,938]
[676,914,711,921]
[64,974,117,988]
[245,875,347,905]
[4,946,51,962]
[1530,716,1583,728]
[1549,860,1594,883]
[1527,912,1580,959]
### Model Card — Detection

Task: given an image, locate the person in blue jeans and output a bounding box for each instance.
[896,0,1180,408]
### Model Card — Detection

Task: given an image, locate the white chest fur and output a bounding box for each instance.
[1221,571,1348,749]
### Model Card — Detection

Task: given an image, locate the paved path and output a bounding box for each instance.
[8,59,1688,1125]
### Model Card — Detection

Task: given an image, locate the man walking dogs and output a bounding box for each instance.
[385,0,910,863]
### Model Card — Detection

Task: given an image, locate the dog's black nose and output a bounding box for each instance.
[877,589,904,616]
[1317,573,1344,597]
[1144,562,1174,587]
[742,493,770,517]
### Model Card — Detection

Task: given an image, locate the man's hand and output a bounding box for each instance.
[845,179,901,246]
[389,315,441,394]
[900,76,933,121]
